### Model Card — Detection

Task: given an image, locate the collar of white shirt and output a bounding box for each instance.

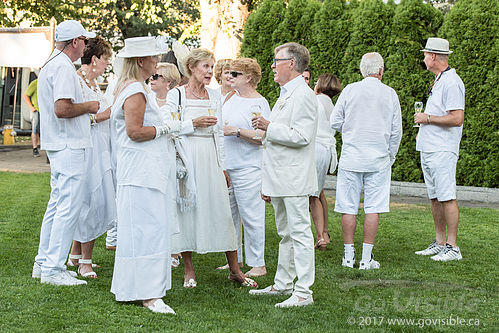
[280,75,305,98]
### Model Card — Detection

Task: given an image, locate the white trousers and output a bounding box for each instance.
[227,167,266,267]
[271,196,315,298]
[35,148,87,276]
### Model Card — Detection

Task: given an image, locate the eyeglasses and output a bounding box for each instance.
[230,71,244,78]
[151,74,164,81]
[272,58,292,66]
[77,37,89,45]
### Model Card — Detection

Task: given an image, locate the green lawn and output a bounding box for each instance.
[0,172,497,332]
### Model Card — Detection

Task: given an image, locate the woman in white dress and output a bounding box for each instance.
[167,49,258,289]
[67,36,116,278]
[110,36,180,314]
[214,59,234,100]
[311,73,341,250]
[219,58,271,277]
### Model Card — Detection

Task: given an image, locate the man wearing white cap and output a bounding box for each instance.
[32,20,100,285]
[414,37,465,262]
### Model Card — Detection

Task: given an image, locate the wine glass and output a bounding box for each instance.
[170,110,181,121]
[251,104,262,140]
[413,101,423,128]
[207,100,218,117]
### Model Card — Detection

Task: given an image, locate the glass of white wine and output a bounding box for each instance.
[413,101,423,128]
[207,100,218,117]
[170,111,181,121]
[251,104,262,140]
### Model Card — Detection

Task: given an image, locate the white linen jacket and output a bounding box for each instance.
[262,79,318,197]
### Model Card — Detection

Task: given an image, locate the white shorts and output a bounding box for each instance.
[420,151,458,202]
[334,167,391,215]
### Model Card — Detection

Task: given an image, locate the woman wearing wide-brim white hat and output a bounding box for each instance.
[110,36,180,314]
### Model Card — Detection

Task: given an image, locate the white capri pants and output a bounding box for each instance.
[334,166,391,215]
[227,167,266,267]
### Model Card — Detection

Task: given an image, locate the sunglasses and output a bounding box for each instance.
[151,74,164,80]
[78,37,89,45]
[230,71,244,78]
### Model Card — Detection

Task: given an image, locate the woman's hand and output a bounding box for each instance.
[261,194,271,203]
[223,170,231,188]
[97,107,111,123]
[192,116,217,128]
[223,125,237,136]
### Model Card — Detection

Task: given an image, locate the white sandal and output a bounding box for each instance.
[78,259,98,278]
[67,254,99,268]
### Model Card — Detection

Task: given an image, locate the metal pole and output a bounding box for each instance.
[11,67,20,126]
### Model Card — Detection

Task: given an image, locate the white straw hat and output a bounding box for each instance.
[421,37,453,54]
[172,41,190,76]
[55,20,96,42]
[117,36,169,58]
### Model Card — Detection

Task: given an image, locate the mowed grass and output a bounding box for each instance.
[0,171,497,332]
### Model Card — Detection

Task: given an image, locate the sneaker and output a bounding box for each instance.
[41,271,87,286]
[431,243,462,262]
[342,256,355,268]
[33,148,40,157]
[32,262,77,278]
[359,255,380,270]
[415,240,445,256]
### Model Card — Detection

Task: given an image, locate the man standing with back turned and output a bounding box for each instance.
[414,37,465,262]
[250,42,318,308]
[31,20,99,285]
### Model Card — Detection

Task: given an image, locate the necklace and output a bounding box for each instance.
[79,69,99,93]
[187,85,207,99]
[156,96,167,102]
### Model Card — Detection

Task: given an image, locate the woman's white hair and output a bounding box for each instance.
[360,52,384,77]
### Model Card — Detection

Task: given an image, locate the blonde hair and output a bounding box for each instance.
[156,63,181,89]
[231,58,262,88]
[183,48,215,77]
[214,59,232,84]
[113,57,149,97]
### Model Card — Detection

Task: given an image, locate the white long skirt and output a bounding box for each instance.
[312,142,331,197]
[172,135,237,254]
[111,185,171,302]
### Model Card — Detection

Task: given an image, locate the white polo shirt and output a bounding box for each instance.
[38,50,91,151]
[416,68,465,156]
[331,77,402,172]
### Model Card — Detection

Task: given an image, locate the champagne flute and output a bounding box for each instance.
[413,101,423,128]
[251,105,262,140]
[170,111,181,120]
[207,100,218,117]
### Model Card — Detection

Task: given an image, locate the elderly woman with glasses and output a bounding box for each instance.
[150,63,181,111]
[218,58,271,277]
[311,73,341,250]
[67,36,116,279]
[214,59,234,99]
[166,48,258,289]
[110,37,182,314]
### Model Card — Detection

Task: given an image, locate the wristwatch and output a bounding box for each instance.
[237,128,241,137]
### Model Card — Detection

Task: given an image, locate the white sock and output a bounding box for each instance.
[344,244,355,260]
[362,243,374,262]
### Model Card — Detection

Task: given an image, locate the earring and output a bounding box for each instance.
[92,61,97,72]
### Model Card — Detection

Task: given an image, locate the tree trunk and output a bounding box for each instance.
[199,0,250,60]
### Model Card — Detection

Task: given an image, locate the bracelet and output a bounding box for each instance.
[236,128,241,137]
[155,125,169,139]
[427,115,431,124]
[89,114,97,126]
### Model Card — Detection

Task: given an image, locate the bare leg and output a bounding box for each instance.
[79,240,97,277]
[363,213,379,244]
[182,251,195,282]
[442,199,459,247]
[341,214,357,244]
[69,240,81,265]
[319,190,330,243]
[309,196,324,242]
[431,199,447,245]
[226,250,246,283]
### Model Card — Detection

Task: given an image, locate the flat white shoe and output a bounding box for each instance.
[275,295,313,308]
[183,278,197,288]
[32,263,77,278]
[249,285,292,296]
[146,299,176,315]
[41,271,87,286]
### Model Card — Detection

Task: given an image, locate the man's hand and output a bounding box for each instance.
[224,170,231,188]
[86,101,100,114]
[414,112,427,124]
[261,194,271,203]
[252,116,270,131]
[193,116,217,128]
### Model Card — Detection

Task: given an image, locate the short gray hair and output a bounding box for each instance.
[360,52,384,77]
[275,42,310,73]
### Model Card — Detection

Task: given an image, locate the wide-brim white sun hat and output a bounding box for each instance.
[172,41,190,76]
[421,37,453,54]
[55,20,96,42]
[117,36,169,58]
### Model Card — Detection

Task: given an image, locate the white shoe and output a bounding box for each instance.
[249,285,293,296]
[342,256,355,268]
[146,299,176,315]
[275,295,313,308]
[41,271,87,286]
[415,240,445,256]
[359,255,380,270]
[32,262,77,278]
[431,244,462,262]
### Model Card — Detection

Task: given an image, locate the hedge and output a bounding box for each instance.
[240,0,498,188]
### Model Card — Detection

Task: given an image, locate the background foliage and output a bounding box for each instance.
[241,0,498,187]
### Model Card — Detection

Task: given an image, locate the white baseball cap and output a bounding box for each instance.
[55,20,96,42]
